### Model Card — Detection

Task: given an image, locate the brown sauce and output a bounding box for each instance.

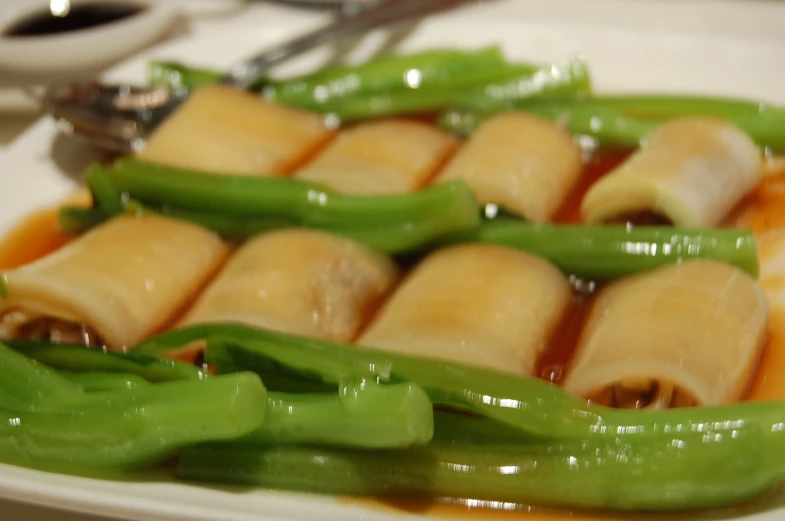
[607,211,673,226]
[552,151,629,224]
[345,497,616,521]
[729,172,785,235]
[0,207,72,270]
[344,486,785,521]
[536,280,598,385]
[3,2,146,38]
[0,189,91,270]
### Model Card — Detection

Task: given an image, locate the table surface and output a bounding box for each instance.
[1,0,785,519]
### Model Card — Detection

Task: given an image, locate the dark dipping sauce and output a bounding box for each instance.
[3,2,146,38]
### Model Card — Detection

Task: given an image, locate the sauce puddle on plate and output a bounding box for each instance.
[0,207,72,270]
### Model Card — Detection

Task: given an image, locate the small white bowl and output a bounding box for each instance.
[0,0,178,74]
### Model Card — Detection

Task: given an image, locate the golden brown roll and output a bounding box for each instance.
[358,244,571,374]
[294,119,458,195]
[563,259,768,408]
[0,214,229,349]
[178,229,399,341]
[433,112,583,222]
[139,85,335,176]
[581,117,762,226]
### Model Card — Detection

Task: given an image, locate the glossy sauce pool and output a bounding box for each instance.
[2,153,785,520]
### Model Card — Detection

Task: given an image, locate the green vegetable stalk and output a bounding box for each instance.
[0,342,266,469]
[245,377,433,449]
[71,158,481,255]
[526,96,785,152]
[176,424,784,511]
[464,220,759,279]
[149,61,225,93]
[439,95,785,152]
[58,206,109,234]
[438,104,656,148]
[148,50,591,122]
[149,47,512,104]
[60,371,151,392]
[7,340,205,382]
[59,205,293,241]
[317,59,591,122]
[454,58,592,111]
[7,339,432,450]
[0,340,82,412]
[553,94,785,122]
[47,362,433,449]
[132,324,785,446]
[61,202,756,280]
[266,46,514,110]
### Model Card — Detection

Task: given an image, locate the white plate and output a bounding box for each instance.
[1,1,785,520]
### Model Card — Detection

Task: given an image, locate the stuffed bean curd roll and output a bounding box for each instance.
[432,112,583,222]
[563,259,768,408]
[0,214,229,350]
[581,117,762,226]
[179,229,399,341]
[293,119,458,195]
[358,244,571,375]
[139,85,335,176]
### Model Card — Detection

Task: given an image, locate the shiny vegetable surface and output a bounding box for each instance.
[148,51,591,122]
[145,325,785,511]
[440,95,785,152]
[70,158,481,254]
[246,378,434,449]
[314,59,590,122]
[40,357,434,449]
[132,324,785,445]
[439,104,655,148]
[8,340,204,382]
[176,424,782,511]
[265,46,515,110]
[65,158,756,279]
[468,220,760,278]
[60,371,152,392]
[0,342,266,469]
[150,47,512,104]
[4,322,785,510]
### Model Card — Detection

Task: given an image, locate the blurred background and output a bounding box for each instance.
[1,0,783,149]
[0,0,379,145]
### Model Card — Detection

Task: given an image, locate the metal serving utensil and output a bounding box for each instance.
[42,0,481,154]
